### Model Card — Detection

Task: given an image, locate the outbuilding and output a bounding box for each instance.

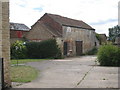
[27,13,99,56]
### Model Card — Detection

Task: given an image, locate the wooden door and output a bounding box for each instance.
[63,42,68,55]
[76,41,82,56]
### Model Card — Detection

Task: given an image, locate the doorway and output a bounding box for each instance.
[63,42,68,55]
[76,41,83,56]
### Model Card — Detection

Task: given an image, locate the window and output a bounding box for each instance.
[66,27,71,32]
[95,42,97,46]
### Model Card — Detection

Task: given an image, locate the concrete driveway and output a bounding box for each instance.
[13,56,119,88]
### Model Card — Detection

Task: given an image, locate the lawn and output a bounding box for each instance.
[11,66,38,83]
[11,59,48,83]
[11,59,48,65]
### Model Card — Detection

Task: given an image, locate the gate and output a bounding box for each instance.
[63,42,68,55]
[76,41,83,56]
[0,58,4,90]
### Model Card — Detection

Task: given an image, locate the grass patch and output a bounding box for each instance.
[11,59,48,65]
[11,66,38,83]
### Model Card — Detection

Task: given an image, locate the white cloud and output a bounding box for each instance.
[92,21,117,36]
[10,0,119,36]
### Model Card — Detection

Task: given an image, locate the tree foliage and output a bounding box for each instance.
[109,25,120,42]
[26,39,62,59]
[11,40,27,59]
[11,39,62,59]
[97,43,120,66]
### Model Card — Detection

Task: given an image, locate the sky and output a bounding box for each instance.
[10,0,119,36]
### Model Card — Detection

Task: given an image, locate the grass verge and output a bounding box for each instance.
[11,66,38,83]
[11,59,48,65]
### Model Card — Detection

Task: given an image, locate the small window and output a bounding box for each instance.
[95,42,97,46]
[67,27,71,32]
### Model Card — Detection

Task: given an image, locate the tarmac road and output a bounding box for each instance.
[13,56,119,88]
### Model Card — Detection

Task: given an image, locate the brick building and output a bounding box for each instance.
[98,34,107,44]
[10,22,30,44]
[27,13,99,56]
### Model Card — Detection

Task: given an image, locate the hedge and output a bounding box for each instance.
[97,44,120,66]
[26,39,62,59]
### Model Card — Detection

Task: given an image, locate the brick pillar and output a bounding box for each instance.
[0,1,2,58]
[0,0,11,88]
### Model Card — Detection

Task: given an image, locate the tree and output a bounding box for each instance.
[11,40,27,59]
[109,25,120,42]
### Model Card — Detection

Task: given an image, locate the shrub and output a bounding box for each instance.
[85,47,98,55]
[26,39,62,59]
[97,44,120,66]
[11,40,27,59]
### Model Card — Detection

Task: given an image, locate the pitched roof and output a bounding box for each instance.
[99,34,107,39]
[10,22,30,31]
[46,13,95,30]
[39,21,62,37]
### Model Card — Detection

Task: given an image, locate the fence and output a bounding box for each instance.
[0,58,4,90]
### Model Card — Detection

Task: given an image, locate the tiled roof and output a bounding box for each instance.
[10,22,30,31]
[41,22,62,37]
[46,13,95,30]
[99,34,107,38]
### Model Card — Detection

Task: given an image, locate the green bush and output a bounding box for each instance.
[26,39,62,59]
[11,40,27,59]
[97,44,120,66]
[85,47,98,55]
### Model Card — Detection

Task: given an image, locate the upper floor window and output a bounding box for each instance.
[66,27,71,32]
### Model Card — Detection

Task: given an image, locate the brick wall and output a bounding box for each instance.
[0,0,11,88]
[10,30,29,44]
[27,22,54,41]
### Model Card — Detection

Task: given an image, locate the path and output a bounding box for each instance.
[13,56,119,88]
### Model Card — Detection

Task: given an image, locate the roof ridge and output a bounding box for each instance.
[10,22,30,31]
[46,13,82,22]
[45,13,95,30]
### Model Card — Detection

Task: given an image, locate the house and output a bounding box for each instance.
[98,34,107,44]
[26,13,99,56]
[10,22,30,44]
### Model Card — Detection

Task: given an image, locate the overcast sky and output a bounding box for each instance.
[10,0,119,36]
